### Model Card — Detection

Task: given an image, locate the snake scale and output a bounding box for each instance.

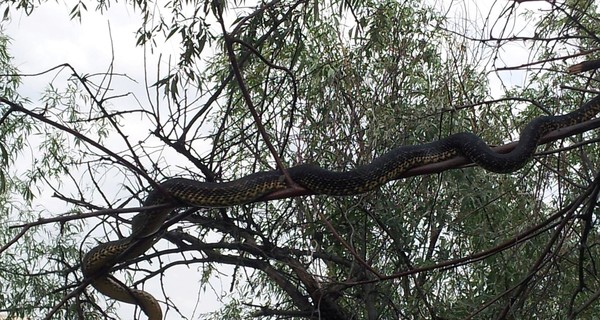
[82,94,600,320]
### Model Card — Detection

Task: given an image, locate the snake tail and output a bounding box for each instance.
[90,274,162,320]
[82,237,161,320]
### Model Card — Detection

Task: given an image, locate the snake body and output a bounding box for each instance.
[82,95,600,320]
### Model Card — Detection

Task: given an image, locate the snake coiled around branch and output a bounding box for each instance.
[82,94,600,320]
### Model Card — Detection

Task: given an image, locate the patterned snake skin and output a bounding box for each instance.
[82,94,600,319]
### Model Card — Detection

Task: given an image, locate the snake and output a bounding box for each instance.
[82,94,600,320]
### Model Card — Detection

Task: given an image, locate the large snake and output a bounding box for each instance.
[82,94,600,320]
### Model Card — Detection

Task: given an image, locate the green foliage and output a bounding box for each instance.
[2,0,600,319]
[0,30,114,319]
